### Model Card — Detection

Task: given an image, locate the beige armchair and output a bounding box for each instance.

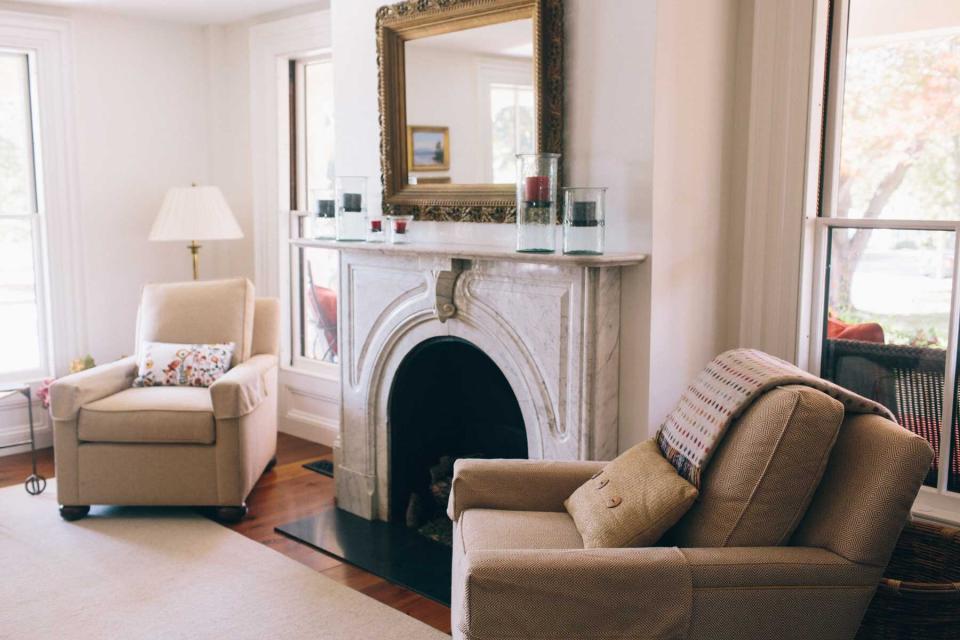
[50,278,280,522]
[449,409,934,640]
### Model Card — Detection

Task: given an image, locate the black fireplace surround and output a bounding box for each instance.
[387,336,527,523]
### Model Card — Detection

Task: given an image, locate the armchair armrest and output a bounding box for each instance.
[50,356,137,420]
[447,458,605,521]
[210,354,278,420]
[681,546,879,588]
[457,546,691,639]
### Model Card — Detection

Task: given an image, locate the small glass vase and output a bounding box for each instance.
[516,153,560,253]
[562,187,606,255]
[387,214,413,244]
[367,216,385,243]
[335,176,368,242]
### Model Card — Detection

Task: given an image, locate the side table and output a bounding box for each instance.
[0,384,48,495]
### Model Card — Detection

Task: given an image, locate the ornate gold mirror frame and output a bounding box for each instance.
[376,0,564,223]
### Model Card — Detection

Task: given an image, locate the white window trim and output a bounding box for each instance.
[289,55,338,377]
[250,11,339,447]
[0,12,85,380]
[0,12,83,455]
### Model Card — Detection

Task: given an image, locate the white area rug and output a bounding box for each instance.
[0,481,448,639]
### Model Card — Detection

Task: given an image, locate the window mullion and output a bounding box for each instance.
[937,230,960,492]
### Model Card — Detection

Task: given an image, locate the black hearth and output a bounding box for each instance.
[388,337,527,532]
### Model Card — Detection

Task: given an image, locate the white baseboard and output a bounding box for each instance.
[0,423,52,457]
[279,409,339,447]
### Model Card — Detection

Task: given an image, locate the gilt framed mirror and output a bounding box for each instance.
[376,0,563,222]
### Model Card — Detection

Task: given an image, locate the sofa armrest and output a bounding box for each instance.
[210,354,278,419]
[447,458,606,521]
[457,546,691,639]
[50,356,137,420]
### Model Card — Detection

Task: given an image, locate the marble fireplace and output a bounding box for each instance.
[321,241,645,521]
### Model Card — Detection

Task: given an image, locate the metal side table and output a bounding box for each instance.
[0,384,47,495]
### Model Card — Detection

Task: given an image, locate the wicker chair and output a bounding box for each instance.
[822,338,958,489]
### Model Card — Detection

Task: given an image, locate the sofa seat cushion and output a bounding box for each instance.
[668,385,844,547]
[78,387,215,445]
[459,509,584,553]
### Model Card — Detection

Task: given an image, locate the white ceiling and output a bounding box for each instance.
[18,0,325,25]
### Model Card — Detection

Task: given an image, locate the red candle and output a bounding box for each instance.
[525,176,550,202]
[395,220,408,234]
[370,219,382,232]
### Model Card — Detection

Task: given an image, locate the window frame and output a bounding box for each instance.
[0,47,52,384]
[476,59,537,183]
[807,0,960,521]
[288,54,338,378]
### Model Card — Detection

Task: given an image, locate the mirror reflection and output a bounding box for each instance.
[404,18,535,185]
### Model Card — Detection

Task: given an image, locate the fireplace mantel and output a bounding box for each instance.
[294,239,646,267]
[301,238,646,520]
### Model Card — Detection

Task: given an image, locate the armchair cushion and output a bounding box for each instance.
[78,387,214,445]
[564,439,698,548]
[668,385,844,548]
[209,354,278,420]
[50,356,138,421]
[137,278,255,363]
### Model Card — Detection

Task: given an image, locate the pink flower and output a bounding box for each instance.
[36,377,55,409]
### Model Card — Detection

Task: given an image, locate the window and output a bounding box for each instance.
[489,82,535,183]
[0,50,48,381]
[290,57,338,368]
[813,1,960,501]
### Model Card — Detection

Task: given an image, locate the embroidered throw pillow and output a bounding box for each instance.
[133,342,235,388]
[564,439,698,548]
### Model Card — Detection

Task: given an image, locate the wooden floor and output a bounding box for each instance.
[0,433,452,634]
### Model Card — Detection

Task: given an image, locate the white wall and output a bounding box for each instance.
[0,2,256,366]
[645,0,741,435]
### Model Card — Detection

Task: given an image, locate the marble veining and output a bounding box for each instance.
[331,247,644,520]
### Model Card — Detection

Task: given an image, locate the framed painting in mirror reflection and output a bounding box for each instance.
[407,125,450,171]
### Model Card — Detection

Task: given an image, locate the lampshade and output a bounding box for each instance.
[149,185,243,241]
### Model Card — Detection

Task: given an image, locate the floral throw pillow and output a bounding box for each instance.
[133,342,235,388]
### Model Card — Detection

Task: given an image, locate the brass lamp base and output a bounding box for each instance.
[188,240,202,280]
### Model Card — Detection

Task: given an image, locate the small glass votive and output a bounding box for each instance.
[562,187,606,255]
[367,216,385,242]
[387,214,413,244]
[516,153,560,253]
[312,192,336,240]
[335,176,368,242]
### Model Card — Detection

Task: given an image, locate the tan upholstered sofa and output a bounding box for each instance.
[449,398,934,639]
[50,278,280,522]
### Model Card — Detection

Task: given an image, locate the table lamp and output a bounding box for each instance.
[149,184,243,280]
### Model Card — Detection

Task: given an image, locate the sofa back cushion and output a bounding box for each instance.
[136,278,256,363]
[667,385,844,547]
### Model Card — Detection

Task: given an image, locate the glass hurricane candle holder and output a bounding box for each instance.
[562,187,606,255]
[313,191,336,240]
[335,176,368,242]
[516,153,560,253]
[388,214,413,244]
